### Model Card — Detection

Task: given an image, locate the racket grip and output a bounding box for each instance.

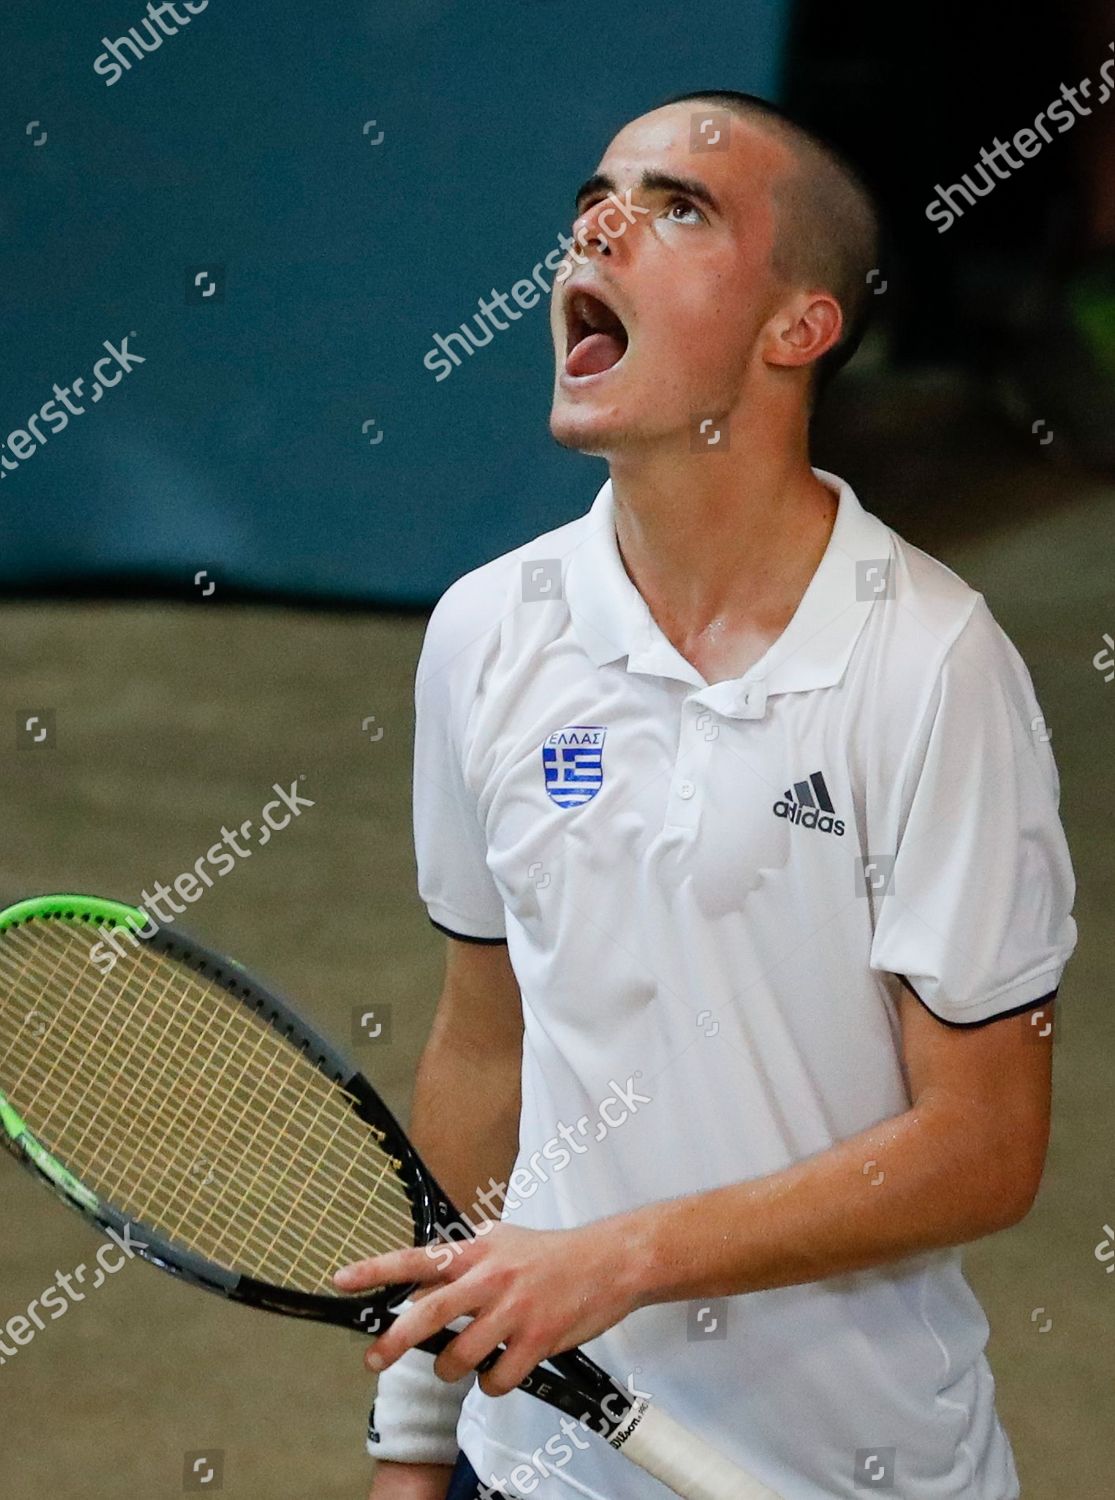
[614,1400,786,1500]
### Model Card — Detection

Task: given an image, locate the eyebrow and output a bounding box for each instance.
[574,169,722,218]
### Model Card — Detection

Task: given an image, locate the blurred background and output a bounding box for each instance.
[1,0,1113,1495]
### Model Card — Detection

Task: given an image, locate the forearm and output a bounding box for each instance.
[408,1025,520,1224]
[364,1017,521,1470]
[622,1097,1033,1308]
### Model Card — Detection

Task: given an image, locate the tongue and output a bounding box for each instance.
[566,332,626,377]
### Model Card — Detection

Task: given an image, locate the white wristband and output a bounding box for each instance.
[366,1346,475,1464]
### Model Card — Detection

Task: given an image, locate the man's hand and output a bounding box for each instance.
[368,1460,454,1500]
[336,1221,645,1397]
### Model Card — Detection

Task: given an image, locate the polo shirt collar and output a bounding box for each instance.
[563,467,893,717]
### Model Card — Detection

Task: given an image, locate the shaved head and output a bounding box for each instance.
[662,91,880,391]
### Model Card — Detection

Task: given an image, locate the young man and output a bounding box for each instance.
[338,91,1078,1500]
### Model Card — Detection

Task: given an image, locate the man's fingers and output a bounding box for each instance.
[333,1246,445,1292]
[366,1283,483,1371]
[476,1341,547,1399]
[431,1312,511,1385]
[408,1284,440,1303]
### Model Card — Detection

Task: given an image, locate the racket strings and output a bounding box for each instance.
[0,924,411,1290]
[18,933,406,1249]
[1,946,380,1249]
[0,921,417,1293]
[0,924,416,1259]
[0,925,408,1243]
[0,923,416,1284]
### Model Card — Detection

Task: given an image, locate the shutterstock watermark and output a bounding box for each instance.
[476,1368,654,1498]
[422,190,647,382]
[926,42,1115,233]
[0,1223,146,1366]
[426,1076,652,1271]
[93,1,211,87]
[89,778,315,975]
[1,336,145,481]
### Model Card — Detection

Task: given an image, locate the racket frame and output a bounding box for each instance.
[0,896,628,1427]
[0,894,436,1331]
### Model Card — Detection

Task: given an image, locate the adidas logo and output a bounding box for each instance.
[773,771,845,836]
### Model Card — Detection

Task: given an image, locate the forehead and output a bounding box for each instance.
[596,102,793,232]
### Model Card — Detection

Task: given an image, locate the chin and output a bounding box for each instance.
[549,402,628,455]
[549,393,684,456]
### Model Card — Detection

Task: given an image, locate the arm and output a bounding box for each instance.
[343,986,1053,1396]
[408,936,524,1214]
[369,936,523,1500]
[619,984,1053,1303]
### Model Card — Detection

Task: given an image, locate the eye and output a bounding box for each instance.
[665,197,705,225]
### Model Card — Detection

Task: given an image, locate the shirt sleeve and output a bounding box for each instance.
[412,588,507,943]
[869,596,1077,1025]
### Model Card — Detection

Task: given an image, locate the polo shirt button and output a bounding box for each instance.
[740,681,767,715]
[678,780,696,799]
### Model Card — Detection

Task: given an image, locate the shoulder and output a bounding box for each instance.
[851,519,1048,797]
[887,533,980,665]
[886,531,1040,712]
[866,525,1028,717]
[416,507,591,689]
[865,526,1058,811]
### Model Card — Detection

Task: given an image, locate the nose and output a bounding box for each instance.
[571,198,614,258]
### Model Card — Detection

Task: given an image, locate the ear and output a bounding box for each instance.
[763,291,844,372]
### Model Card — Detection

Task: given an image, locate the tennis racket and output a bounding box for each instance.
[0,893,784,1500]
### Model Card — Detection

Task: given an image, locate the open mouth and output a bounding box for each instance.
[563,289,629,378]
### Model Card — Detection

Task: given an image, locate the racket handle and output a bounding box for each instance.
[613,1400,786,1500]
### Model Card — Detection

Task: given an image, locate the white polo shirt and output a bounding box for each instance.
[411,468,1077,1500]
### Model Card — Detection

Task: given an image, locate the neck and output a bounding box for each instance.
[605,404,837,645]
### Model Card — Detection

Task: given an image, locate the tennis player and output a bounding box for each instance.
[338,91,1078,1499]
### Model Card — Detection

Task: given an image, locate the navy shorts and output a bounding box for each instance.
[445,1450,512,1500]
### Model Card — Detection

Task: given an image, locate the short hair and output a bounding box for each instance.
[659,90,881,396]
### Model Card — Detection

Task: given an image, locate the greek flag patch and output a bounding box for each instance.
[542,725,607,809]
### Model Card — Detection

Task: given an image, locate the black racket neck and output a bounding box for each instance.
[414,1326,634,1440]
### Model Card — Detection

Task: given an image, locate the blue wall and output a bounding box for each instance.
[0,0,791,603]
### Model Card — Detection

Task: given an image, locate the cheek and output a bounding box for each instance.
[703,277,753,338]
[645,290,749,389]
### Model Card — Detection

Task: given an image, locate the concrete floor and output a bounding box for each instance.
[0,374,1112,1497]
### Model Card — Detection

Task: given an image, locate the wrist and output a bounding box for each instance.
[367,1346,473,1464]
[369,1459,456,1500]
[596,1205,668,1312]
